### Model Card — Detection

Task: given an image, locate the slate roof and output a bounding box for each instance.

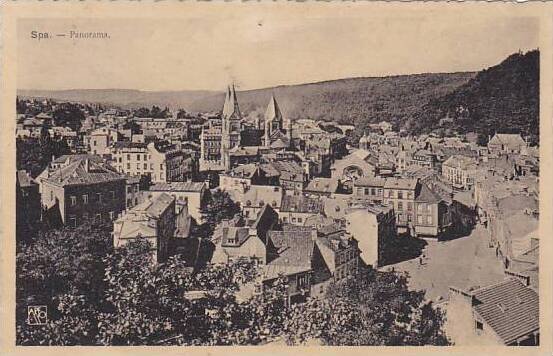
[383,177,418,190]
[44,158,124,187]
[221,226,251,247]
[305,178,338,194]
[280,194,324,214]
[415,183,442,204]
[150,182,206,193]
[489,134,526,148]
[353,176,385,187]
[242,185,283,209]
[267,230,315,268]
[472,278,539,344]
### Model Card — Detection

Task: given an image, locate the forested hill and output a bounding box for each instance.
[408,50,539,140]
[187,73,476,129]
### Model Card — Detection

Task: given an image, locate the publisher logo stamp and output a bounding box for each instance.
[27,306,47,325]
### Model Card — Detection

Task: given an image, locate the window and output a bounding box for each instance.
[134,185,139,193]
[127,186,132,194]
[292,217,297,223]
[398,191,403,199]
[417,215,423,224]
[144,163,148,170]
[297,274,309,288]
[475,321,483,331]
[127,154,131,160]
[82,194,88,204]
[418,203,425,212]
[70,196,77,206]
[297,217,303,223]
[96,213,102,221]
[160,164,164,170]
[110,191,115,199]
[371,188,376,195]
[118,157,122,163]
[427,204,432,213]
[50,190,54,201]
[426,215,432,225]
[68,215,77,227]
[143,154,147,161]
[127,198,132,206]
[137,154,141,161]
[137,163,140,169]
[96,193,102,203]
[407,202,413,211]
[127,163,131,170]
[364,188,369,195]
[398,202,403,211]
[109,211,115,220]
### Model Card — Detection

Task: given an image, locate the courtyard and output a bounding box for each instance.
[385,224,505,302]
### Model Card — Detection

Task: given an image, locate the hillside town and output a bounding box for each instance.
[16,84,539,346]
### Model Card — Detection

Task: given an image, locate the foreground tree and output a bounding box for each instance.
[196,189,241,238]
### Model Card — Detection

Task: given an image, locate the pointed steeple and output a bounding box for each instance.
[264,94,283,123]
[222,84,241,120]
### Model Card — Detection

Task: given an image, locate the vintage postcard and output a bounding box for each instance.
[0,2,552,355]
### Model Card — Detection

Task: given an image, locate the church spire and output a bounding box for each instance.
[222,83,241,120]
[264,94,283,123]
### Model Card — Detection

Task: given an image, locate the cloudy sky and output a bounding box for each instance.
[17,14,539,91]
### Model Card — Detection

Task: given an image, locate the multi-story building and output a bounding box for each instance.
[111,141,195,183]
[487,133,527,155]
[315,230,360,283]
[200,85,242,171]
[279,194,324,225]
[353,176,385,204]
[383,178,418,232]
[414,183,447,237]
[40,157,126,226]
[147,181,207,223]
[446,278,539,346]
[345,204,396,267]
[85,127,120,155]
[16,170,41,238]
[442,155,479,190]
[113,193,176,263]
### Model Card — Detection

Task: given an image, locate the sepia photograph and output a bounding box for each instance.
[3,4,547,350]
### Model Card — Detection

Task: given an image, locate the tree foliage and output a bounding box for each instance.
[16,135,70,178]
[196,189,241,238]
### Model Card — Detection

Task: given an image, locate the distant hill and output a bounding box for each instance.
[408,50,539,140]
[18,50,538,141]
[17,89,218,110]
[187,73,477,130]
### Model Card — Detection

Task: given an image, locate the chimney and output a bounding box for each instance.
[84,158,90,172]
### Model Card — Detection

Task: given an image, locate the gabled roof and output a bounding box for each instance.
[305,177,338,194]
[44,157,124,187]
[264,95,283,123]
[383,177,418,190]
[150,182,206,193]
[267,230,315,268]
[354,176,385,188]
[472,278,539,345]
[242,185,283,209]
[221,226,251,247]
[489,133,526,147]
[415,183,442,204]
[280,194,324,214]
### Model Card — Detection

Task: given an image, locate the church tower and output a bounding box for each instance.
[264,94,284,147]
[221,84,242,170]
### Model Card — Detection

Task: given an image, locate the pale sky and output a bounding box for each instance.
[17,15,539,91]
